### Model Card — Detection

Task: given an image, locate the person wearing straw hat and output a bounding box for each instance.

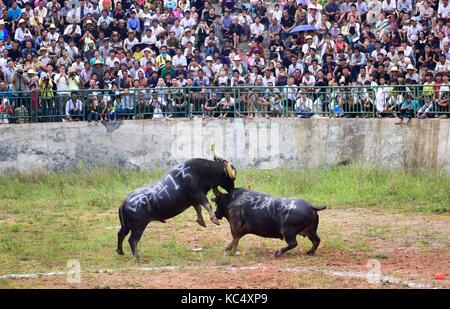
[405,64,419,83]
[47,24,60,42]
[38,47,51,67]
[14,19,31,44]
[67,67,82,91]
[123,29,139,52]
[230,54,247,76]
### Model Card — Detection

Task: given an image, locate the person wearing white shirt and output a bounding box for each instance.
[170,20,184,39]
[180,11,196,29]
[270,4,282,22]
[14,21,31,43]
[438,0,450,18]
[172,49,187,68]
[150,21,166,37]
[65,92,83,120]
[138,7,152,28]
[381,0,397,14]
[435,54,450,73]
[141,29,157,45]
[181,30,196,48]
[0,50,8,71]
[250,18,265,39]
[47,25,60,42]
[106,53,120,68]
[97,11,114,27]
[397,0,412,12]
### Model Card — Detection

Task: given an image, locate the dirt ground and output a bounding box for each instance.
[1,208,449,289]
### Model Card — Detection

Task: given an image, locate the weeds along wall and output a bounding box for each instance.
[0,118,449,175]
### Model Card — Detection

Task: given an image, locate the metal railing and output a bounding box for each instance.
[0,85,449,123]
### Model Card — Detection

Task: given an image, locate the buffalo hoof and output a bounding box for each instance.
[211,216,220,226]
[273,250,283,258]
[116,249,124,256]
[306,250,315,256]
[196,218,207,228]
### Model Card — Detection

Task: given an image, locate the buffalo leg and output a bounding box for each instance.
[116,226,130,255]
[224,236,241,254]
[306,213,321,255]
[274,232,298,257]
[194,193,220,225]
[193,205,207,227]
[306,232,321,255]
[129,226,146,262]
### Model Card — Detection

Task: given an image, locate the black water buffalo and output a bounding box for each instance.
[213,188,326,257]
[117,154,236,260]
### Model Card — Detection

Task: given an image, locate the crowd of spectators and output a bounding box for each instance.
[0,0,449,124]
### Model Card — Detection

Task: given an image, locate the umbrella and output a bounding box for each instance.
[289,25,318,34]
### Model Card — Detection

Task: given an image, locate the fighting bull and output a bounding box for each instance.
[213,188,326,257]
[117,145,236,260]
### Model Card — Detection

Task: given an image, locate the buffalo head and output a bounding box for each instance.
[211,191,231,220]
[211,144,236,193]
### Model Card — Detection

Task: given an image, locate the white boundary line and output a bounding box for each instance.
[0,265,436,288]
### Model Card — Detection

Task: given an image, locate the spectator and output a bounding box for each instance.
[0,0,446,123]
[65,92,83,121]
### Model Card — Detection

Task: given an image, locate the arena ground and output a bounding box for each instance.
[0,167,448,288]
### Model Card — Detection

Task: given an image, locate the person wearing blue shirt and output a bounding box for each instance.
[221,11,232,30]
[8,1,22,21]
[21,41,37,59]
[0,20,8,42]
[126,11,140,32]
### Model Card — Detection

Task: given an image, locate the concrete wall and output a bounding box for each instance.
[0,118,449,175]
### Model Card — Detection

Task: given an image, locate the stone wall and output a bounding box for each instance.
[0,118,448,175]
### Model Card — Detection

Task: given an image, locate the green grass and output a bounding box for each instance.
[0,166,448,276]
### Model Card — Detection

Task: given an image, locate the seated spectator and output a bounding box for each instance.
[65,92,83,121]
